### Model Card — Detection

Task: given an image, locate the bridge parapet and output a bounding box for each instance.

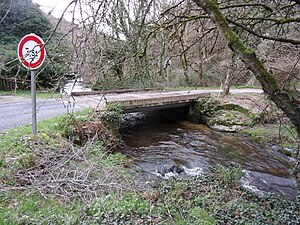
[107,93,210,113]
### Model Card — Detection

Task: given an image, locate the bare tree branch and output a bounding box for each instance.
[220,3,273,12]
[0,0,12,24]
[227,18,300,45]
[234,17,300,25]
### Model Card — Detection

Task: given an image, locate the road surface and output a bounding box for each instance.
[0,89,263,132]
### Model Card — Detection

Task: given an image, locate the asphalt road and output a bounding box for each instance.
[0,88,263,133]
[0,96,80,132]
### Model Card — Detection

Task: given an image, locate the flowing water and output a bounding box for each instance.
[118,113,296,198]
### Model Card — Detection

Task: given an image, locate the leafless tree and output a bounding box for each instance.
[187,0,300,179]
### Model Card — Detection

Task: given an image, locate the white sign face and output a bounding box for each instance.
[17,33,46,70]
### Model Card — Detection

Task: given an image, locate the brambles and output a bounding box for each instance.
[57,106,122,147]
[195,98,216,117]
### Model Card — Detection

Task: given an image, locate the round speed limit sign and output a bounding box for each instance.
[17,33,46,70]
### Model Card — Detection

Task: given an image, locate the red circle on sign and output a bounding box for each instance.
[17,34,46,70]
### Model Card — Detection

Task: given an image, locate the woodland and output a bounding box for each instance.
[1,0,299,90]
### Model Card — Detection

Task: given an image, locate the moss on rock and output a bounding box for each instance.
[192,99,260,132]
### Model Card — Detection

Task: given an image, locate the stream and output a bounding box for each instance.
[118,112,296,198]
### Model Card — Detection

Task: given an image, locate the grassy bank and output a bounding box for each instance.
[0,110,299,224]
[165,85,261,91]
[242,123,298,148]
[0,90,61,99]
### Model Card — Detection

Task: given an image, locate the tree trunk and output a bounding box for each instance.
[192,0,300,136]
[221,70,231,97]
[197,43,206,86]
[197,60,204,86]
[181,54,189,84]
[221,54,234,96]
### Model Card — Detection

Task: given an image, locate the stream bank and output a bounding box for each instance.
[1,107,299,224]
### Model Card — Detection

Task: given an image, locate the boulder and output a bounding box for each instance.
[193,99,260,132]
[210,124,244,132]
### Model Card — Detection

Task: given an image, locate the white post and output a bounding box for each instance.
[31,70,37,135]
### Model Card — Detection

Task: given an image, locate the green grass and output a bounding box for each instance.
[165,85,261,91]
[0,114,74,224]
[232,85,261,89]
[242,123,298,148]
[0,193,84,225]
[1,174,299,224]
[165,86,220,91]
[0,114,67,153]
[0,108,93,166]
[0,90,61,99]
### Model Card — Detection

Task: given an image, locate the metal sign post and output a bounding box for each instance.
[31,70,37,135]
[17,33,46,135]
